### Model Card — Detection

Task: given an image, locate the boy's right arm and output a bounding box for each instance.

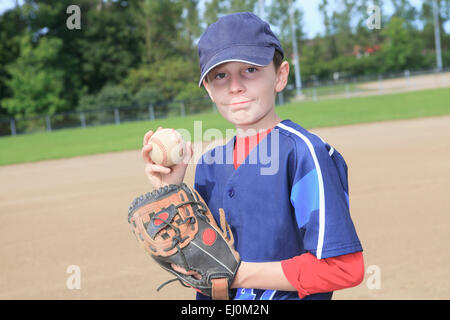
[141,128,193,189]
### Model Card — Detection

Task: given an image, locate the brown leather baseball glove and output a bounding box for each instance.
[128,183,240,300]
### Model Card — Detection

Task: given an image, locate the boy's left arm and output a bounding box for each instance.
[236,136,365,297]
[280,251,364,298]
[231,251,364,298]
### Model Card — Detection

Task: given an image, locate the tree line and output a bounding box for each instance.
[0,0,449,121]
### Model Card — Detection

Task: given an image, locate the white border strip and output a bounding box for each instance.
[277,123,326,259]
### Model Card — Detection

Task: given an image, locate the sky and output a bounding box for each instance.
[0,0,448,39]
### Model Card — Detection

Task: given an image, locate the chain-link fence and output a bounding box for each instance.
[0,96,216,136]
[299,67,450,101]
[1,68,450,137]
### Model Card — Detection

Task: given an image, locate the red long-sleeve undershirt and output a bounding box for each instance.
[281,251,364,298]
[233,129,364,298]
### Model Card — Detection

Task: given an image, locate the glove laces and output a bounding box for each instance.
[153,200,209,292]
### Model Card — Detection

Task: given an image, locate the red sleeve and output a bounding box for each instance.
[281,251,364,299]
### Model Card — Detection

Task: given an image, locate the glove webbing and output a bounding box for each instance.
[154,201,233,300]
[154,200,210,292]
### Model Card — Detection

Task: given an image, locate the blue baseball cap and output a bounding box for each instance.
[197,12,284,87]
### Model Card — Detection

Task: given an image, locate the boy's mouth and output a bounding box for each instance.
[229,100,252,106]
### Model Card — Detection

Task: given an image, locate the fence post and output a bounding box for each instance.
[148,104,155,121]
[46,115,52,132]
[180,102,186,117]
[212,102,217,113]
[313,87,317,102]
[80,112,86,128]
[10,118,16,136]
[378,74,383,94]
[345,84,351,98]
[114,108,120,125]
[404,70,411,88]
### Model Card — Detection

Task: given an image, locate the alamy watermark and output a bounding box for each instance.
[172,121,280,176]
[367,5,381,30]
[64,263,381,292]
[65,4,380,31]
[366,264,382,290]
[66,264,81,290]
[66,5,81,30]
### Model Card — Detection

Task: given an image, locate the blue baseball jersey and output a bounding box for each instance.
[194,119,362,300]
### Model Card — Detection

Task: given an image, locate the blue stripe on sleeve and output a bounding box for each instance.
[344,191,349,208]
[290,168,319,229]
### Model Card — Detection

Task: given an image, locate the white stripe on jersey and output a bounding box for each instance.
[314,133,335,156]
[276,123,326,259]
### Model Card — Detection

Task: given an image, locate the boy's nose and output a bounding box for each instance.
[228,75,246,94]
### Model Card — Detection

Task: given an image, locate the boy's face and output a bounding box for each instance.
[203,61,288,131]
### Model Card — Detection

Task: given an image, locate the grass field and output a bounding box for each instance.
[1,87,449,166]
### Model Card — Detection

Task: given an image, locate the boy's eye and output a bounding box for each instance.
[246,67,258,73]
[214,73,226,80]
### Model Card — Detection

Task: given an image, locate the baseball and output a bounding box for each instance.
[148,128,187,167]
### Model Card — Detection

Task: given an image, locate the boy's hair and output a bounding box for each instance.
[204,50,284,83]
[273,50,284,72]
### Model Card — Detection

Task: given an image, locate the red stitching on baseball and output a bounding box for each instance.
[151,137,167,166]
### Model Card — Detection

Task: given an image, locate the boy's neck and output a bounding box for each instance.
[235,112,281,137]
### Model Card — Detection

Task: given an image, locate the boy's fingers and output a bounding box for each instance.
[142,144,153,163]
[171,264,202,279]
[143,130,154,146]
[171,264,185,273]
[147,164,171,175]
[143,127,164,146]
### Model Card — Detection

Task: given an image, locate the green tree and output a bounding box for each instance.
[420,0,450,51]
[96,84,133,109]
[20,0,92,110]
[176,0,202,61]
[134,87,165,107]
[122,0,203,101]
[330,0,358,56]
[122,55,205,115]
[4,33,67,118]
[267,0,304,85]
[353,0,385,48]
[203,0,227,25]
[129,0,202,65]
[227,0,258,13]
[203,0,258,26]
[76,94,98,112]
[0,7,26,117]
[380,16,422,72]
[317,0,338,60]
[79,0,141,94]
[267,0,304,48]
[390,0,418,29]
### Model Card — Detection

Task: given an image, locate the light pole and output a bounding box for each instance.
[258,0,265,19]
[433,0,443,72]
[288,0,303,97]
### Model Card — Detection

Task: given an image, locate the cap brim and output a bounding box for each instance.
[198,46,275,87]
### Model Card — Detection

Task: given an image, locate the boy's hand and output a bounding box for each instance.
[171,264,202,280]
[141,127,193,189]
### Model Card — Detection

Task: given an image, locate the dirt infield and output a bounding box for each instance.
[358,71,450,94]
[296,71,450,101]
[1,115,449,300]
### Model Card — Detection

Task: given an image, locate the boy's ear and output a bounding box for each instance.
[275,61,289,93]
[203,78,215,103]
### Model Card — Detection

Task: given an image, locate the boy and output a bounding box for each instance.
[141,12,364,300]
